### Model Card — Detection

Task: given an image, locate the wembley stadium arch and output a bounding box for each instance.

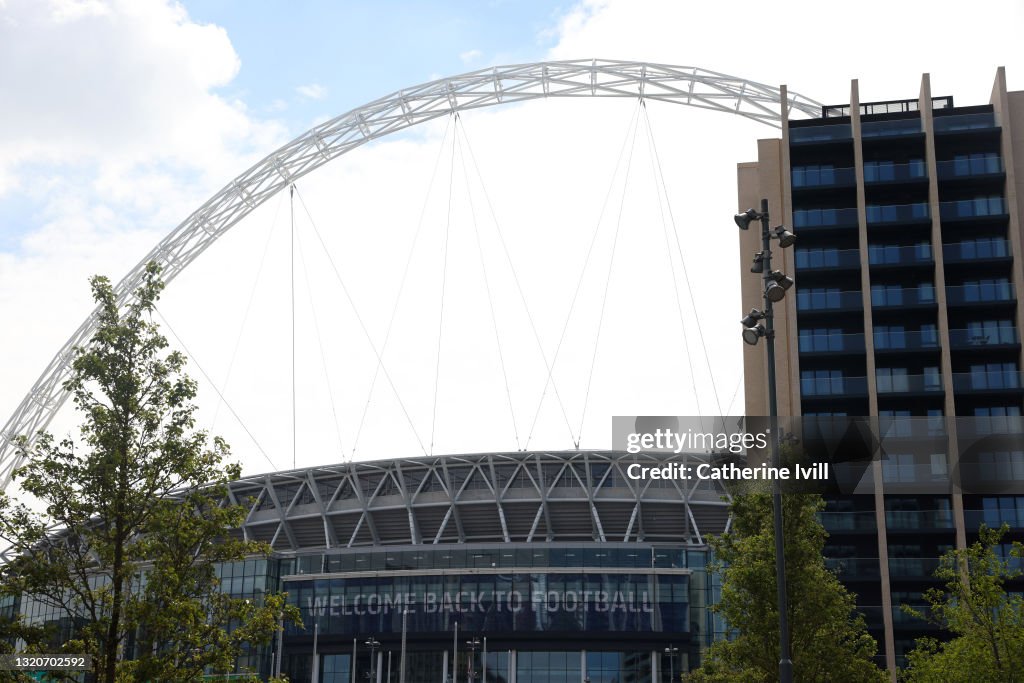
[3,60,823,682]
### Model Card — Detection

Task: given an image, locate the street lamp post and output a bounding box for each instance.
[364,637,381,683]
[663,645,679,683]
[735,198,796,683]
[465,638,481,683]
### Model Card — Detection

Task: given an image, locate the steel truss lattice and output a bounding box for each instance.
[226,450,730,552]
[0,59,822,487]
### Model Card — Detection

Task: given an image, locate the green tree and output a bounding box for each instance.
[686,492,885,682]
[0,262,298,682]
[900,525,1024,682]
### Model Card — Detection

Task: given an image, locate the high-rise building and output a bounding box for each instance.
[737,68,1024,673]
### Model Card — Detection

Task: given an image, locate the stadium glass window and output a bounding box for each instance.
[322,654,351,683]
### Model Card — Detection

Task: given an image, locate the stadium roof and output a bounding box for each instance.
[229,450,731,552]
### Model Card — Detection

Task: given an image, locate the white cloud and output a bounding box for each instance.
[296,83,328,100]
[0,0,286,198]
[459,49,482,64]
[0,0,288,463]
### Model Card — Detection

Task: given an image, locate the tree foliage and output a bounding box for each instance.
[0,262,298,682]
[685,492,885,682]
[900,524,1024,682]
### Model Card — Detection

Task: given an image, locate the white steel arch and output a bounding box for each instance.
[0,59,823,489]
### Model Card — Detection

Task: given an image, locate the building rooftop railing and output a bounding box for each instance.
[820,96,953,118]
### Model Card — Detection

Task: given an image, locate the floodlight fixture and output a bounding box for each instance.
[734,208,761,230]
[765,281,787,302]
[740,309,765,328]
[773,226,797,247]
[742,323,767,346]
[767,270,794,291]
[750,251,765,273]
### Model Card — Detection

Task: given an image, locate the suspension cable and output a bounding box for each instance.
[642,102,725,416]
[292,185,428,456]
[455,119,576,449]
[525,99,644,449]
[724,376,743,417]
[211,190,285,431]
[455,113,521,450]
[430,116,459,456]
[640,100,707,430]
[576,104,641,446]
[153,307,279,472]
[294,220,349,461]
[353,115,456,456]
[290,184,297,469]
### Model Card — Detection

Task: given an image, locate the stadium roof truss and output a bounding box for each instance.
[226,450,732,552]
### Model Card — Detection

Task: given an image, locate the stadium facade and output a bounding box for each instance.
[737,68,1024,672]
[219,450,728,682]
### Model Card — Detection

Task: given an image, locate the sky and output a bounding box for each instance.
[2,0,1024,484]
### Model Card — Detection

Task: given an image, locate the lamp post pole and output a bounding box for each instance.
[365,638,380,683]
[758,198,794,683]
[663,645,679,683]
[736,199,797,682]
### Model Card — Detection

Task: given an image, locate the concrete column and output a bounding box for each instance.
[919,74,968,552]
[989,68,1024,378]
[849,78,897,678]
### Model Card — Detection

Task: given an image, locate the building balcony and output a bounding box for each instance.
[937,157,1004,180]
[939,197,1007,221]
[795,248,861,271]
[948,328,1019,350]
[792,166,856,189]
[861,118,923,139]
[873,331,940,353]
[871,287,937,309]
[793,207,859,230]
[876,374,944,395]
[888,557,942,579]
[952,370,1024,393]
[801,376,868,397]
[945,283,1015,306]
[818,510,876,532]
[825,557,881,578]
[933,112,997,134]
[864,160,928,185]
[868,244,933,268]
[891,606,939,630]
[790,122,853,144]
[878,418,947,440]
[964,509,1024,530]
[943,239,1011,264]
[885,510,956,531]
[799,332,866,355]
[866,202,930,225]
[796,290,863,312]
